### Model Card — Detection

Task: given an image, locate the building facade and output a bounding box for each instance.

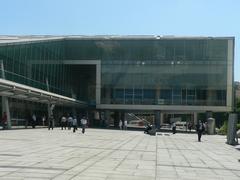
[0,36,234,128]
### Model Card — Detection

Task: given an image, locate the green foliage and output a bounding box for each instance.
[218,120,228,135]
[217,120,240,135]
[237,124,240,130]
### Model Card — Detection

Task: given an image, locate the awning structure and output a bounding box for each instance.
[0,78,87,107]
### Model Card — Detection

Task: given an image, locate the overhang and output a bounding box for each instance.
[0,78,87,107]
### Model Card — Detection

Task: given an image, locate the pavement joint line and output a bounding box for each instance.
[61,145,155,152]
[190,139,228,171]
[51,135,137,180]
[0,165,68,171]
[50,149,105,180]
[27,143,74,158]
[68,135,139,180]
[157,147,199,151]
[0,154,22,157]
[181,147,194,169]
[113,135,146,171]
[156,164,240,172]
[0,138,33,141]
[168,136,180,179]
[0,129,239,179]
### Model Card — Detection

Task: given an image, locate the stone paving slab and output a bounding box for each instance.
[0,128,239,180]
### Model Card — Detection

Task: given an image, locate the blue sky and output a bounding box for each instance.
[0,0,239,81]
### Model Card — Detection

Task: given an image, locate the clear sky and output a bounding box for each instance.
[0,0,239,81]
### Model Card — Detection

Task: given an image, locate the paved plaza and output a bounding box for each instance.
[0,128,240,180]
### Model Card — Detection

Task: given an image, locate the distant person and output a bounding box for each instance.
[196,120,205,142]
[48,115,54,130]
[81,116,87,134]
[204,122,208,134]
[172,122,176,134]
[32,114,36,128]
[124,120,127,130]
[119,120,123,130]
[1,112,7,130]
[67,115,73,130]
[188,122,193,132]
[61,115,67,130]
[72,116,78,133]
[144,123,152,134]
[42,115,46,126]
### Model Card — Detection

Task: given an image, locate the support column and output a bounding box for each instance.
[104,110,110,127]
[2,97,11,129]
[160,112,164,126]
[1,60,11,129]
[114,111,120,128]
[227,113,238,145]
[193,112,198,126]
[71,88,77,116]
[46,78,55,127]
[155,111,160,129]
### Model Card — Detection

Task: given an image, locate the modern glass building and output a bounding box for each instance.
[0,36,234,128]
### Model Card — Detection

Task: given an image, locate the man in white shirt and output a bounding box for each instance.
[119,120,123,130]
[81,116,87,134]
[124,120,127,130]
[68,115,73,130]
[61,116,67,130]
[32,114,36,128]
[72,116,78,133]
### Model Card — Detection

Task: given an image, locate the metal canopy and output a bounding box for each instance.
[0,78,87,107]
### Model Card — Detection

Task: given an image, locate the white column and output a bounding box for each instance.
[193,112,198,126]
[227,39,234,110]
[160,112,164,126]
[1,60,11,129]
[2,97,11,129]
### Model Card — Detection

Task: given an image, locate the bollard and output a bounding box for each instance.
[207,118,215,135]
[227,113,238,145]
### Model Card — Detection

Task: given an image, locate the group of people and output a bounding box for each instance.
[29,113,88,134]
[0,110,207,142]
[60,115,88,134]
[171,120,206,142]
[119,120,128,130]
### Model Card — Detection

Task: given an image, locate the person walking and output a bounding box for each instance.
[1,112,7,130]
[188,122,193,132]
[196,120,205,142]
[61,115,67,130]
[42,115,46,126]
[32,114,36,128]
[119,120,123,130]
[72,116,78,133]
[80,116,87,134]
[67,115,73,130]
[172,122,176,134]
[48,115,54,130]
[124,120,127,130]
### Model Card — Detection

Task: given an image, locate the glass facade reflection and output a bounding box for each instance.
[0,36,234,109]
[0,40,72,97]
[65,38,231,107]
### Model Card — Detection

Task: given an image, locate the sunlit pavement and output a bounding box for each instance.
[0,128,239,180]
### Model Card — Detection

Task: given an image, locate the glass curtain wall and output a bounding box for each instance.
[0,40,71,97]
[0,38,228,106]
[65,39,228,106]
